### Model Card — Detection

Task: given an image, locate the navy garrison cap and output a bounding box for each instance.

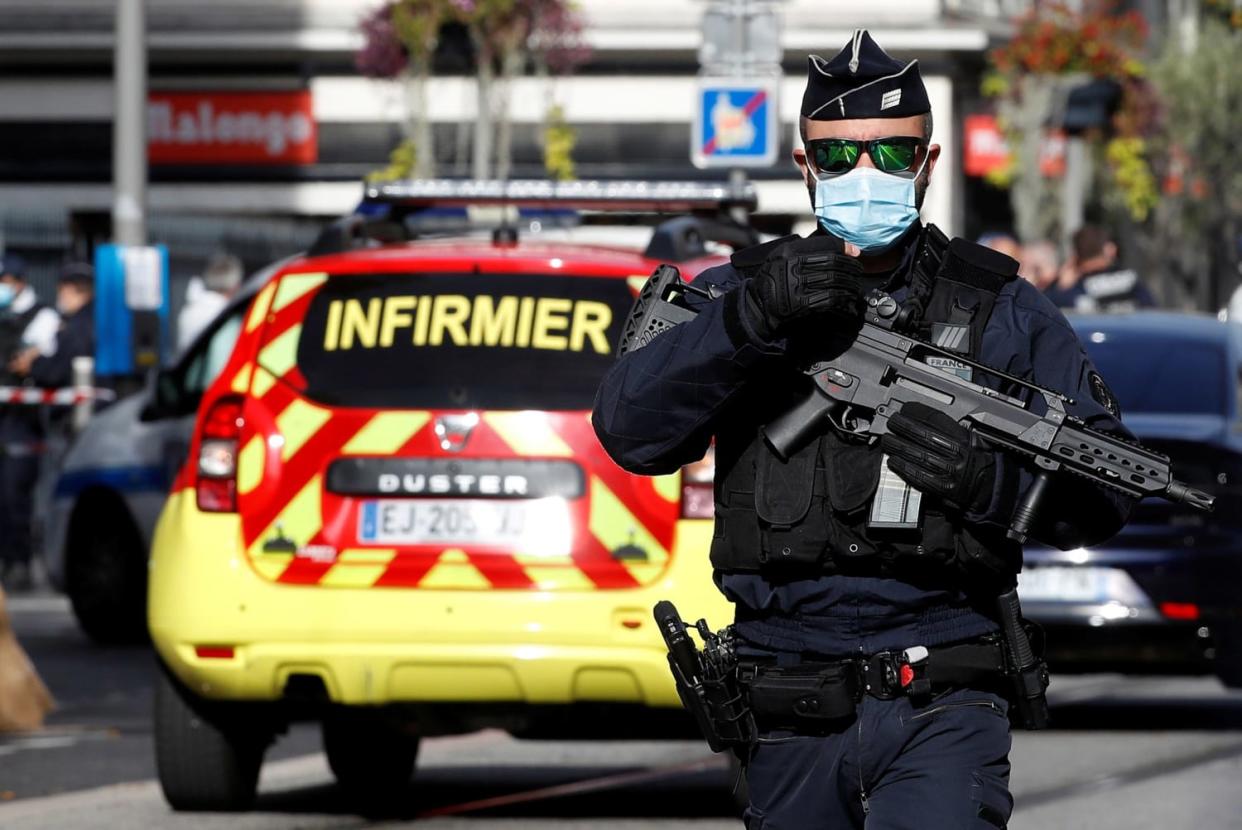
[801,30,930,121]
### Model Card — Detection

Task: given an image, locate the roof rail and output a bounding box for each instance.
[306,214,410,258]
[644,216,759,262]
[365,179,757,214]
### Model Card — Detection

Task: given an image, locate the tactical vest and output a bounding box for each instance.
[708,226,1021,585]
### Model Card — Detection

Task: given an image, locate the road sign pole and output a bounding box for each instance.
[693,2,786,184]
[729,168,749,224]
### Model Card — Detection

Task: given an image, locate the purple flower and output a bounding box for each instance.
[355,2,409,78]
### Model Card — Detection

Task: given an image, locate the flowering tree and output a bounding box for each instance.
[1149,15,1242,309]
[356,0,590,181]
[984,2,1154,243]
[357,0,449,178]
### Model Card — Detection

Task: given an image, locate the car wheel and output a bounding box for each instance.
[154,665,269,811]
[65,493,147,644]
[1214,621,1242,689]
[322,710,419,804]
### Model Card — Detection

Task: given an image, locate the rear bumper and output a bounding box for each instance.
[1037,619,1213,673]
[148,490,729,707]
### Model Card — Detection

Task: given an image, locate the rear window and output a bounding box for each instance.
[1081,334,1228,416]
[284,272,633,410]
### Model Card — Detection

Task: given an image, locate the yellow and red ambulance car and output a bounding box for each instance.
[148,181,748,810]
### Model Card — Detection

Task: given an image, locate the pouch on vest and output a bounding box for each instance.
[755,439,830,568]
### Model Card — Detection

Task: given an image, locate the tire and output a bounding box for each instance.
[65,493,147,644]
[322,710,419,804]
[154,665,269,811]
[1214,620,1242,689]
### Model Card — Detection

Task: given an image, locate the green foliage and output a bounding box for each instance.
[1152,19,1242,231]
[543,105,577,181]
[391,0,449,61]
[366,139,418,183]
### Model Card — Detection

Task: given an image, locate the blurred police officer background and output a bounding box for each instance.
[1045,223,1157,313]
[595,30,1134,830]
[0,254,61,591]
[177,251,242,352]
[0,262,94,592]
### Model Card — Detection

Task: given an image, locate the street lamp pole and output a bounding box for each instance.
[113,0,147,247]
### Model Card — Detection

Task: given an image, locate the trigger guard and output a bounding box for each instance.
[828,404,872,438]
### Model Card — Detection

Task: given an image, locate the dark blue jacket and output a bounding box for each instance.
[1045,266,1157,314]
[593,231,1134,657]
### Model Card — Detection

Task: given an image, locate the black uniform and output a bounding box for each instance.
[0,296,53,571]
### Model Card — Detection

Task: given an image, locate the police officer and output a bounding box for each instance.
[0,254,60,591]
[1,262,92,593]
[1046,224,1156,313]
[594,31,1133,829]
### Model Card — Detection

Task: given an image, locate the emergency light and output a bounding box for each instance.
[365,178,758,214]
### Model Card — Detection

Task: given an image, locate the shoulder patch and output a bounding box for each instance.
[1088,371,1121,418]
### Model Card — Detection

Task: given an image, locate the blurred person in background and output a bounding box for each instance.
[0,254,61,591]
[13,264,96,391]
[1047,224,1156,313]
[0,254,60,365]
[177,252,242,352]
[1019,239,1061,293]
[977,231,1022,261]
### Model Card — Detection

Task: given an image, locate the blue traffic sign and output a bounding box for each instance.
[692,80,779,169]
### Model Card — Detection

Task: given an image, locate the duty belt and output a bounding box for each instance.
[740,639,1009,732]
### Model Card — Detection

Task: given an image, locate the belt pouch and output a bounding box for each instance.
[747,663,857,727]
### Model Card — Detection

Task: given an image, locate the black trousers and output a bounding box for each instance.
[0,412,42,566]
[744,686,1013,829]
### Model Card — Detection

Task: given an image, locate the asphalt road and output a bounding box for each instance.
[3,594,1242,829]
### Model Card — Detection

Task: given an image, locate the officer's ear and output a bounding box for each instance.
[792,146,811,187]
[926,143,941,180]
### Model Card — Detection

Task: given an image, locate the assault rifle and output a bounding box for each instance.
[764,290,1215,542]
[619,268,1215,534]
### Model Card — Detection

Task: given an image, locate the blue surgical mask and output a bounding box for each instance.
[811,161,925,253]
[0,283,14,309]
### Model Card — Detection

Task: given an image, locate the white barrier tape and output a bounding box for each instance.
[0,386,117,406]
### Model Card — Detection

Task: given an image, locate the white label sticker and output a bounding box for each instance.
[122,246,164,310]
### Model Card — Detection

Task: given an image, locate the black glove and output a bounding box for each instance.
[742,237,864,341]
[880,401,997,515]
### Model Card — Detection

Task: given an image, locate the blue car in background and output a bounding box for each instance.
[1020,312,1242,687]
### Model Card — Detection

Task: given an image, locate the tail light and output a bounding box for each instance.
[1160,602,1200,621]
[680,445,715,519]
[196,396,244,513]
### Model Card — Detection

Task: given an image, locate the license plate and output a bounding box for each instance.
[1017,566,1110,603]
[358,499,570,555]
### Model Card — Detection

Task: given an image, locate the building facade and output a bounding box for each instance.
[0,0,1026,254]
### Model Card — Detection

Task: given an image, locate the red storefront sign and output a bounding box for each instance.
[148,91,318,165]
[963,114,1066,179]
